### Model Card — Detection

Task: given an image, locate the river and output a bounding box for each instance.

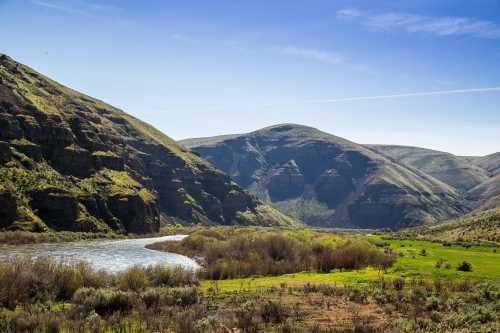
[0,235,199,273]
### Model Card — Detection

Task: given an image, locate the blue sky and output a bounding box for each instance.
[1,0,499,155]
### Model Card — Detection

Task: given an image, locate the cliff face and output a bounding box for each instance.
[0,55,296,233]
[181,124,467,229]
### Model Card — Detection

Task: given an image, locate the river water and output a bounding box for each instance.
[0,235,199,273]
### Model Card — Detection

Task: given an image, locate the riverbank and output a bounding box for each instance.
[0,254,498,332]
[0,224,192,245]
[0,230,124,245]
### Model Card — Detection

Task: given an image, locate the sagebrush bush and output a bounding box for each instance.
[0,257,196,309]
[148,230,396,279]
[116,265,150,292]
[146,265,197,287]
[72,287,136,316]
[260,300,290,324]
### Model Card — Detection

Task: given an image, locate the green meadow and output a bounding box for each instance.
[201,237,500,292]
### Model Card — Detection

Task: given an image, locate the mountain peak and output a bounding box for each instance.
[258,123,317,132]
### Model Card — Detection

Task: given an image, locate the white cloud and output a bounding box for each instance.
[30,0,121,16]
[336,8,362,20]
[337,8,500,39]
[277,46,342,65]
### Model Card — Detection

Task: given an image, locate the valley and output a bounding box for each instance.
[0,55,498,333]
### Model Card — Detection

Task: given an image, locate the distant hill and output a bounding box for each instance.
[369,145,500,215]
[466,173,500,212]
[469,152,500,176]
[0,54,297,233]
[180,124,466,229]
[368,145,490,191]
[397,208,500,244]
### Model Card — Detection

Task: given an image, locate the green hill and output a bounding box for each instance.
[466,173,500,212]
[469,152,500,176]
[0,54,297,233]
[397,208,500,244]
[180,124,466,229]
[368,145,490,191]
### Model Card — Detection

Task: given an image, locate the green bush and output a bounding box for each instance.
[457,261,473,272]
[116,265,149,292]
[147,265,197,287]
[72,287,136,316]
[152,230,396,279]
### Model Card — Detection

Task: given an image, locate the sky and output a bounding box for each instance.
[1,0,500,156]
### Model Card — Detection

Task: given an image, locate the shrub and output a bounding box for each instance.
[116,265,149,292]
[348,288,369,304]
[457,261,472,272]
[392,278,405,291]
[72,287,136,316]
[147,265,198,287]
[426,297,440,311]
[168,287,200,306]
[148,230,396,279]
[435,258,444,268]
[237,301,259,333]
[260,300,290,323]
[54,265,84,300]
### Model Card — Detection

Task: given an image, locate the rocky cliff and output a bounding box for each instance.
[181,124,466,229]
[0,55,296,233]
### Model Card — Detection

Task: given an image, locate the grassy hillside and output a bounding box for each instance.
[182,124,466,229]
[369,145,490,191]
[466,173,500,211]
[469,152,500,176]
[0,54,297,233]
[396,208,500,245]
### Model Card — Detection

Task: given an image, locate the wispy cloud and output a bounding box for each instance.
[204,86,500,111]
[336,8,362,20]
[276,46,342,65]
[30,0,121,16]
[337,8,500,39]
[31,0,86,15]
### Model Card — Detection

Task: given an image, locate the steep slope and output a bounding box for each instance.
[466,173,500,211]
[397,208,500,244]
[368,145,489,191]
[180,124,466,229]
[0,54,296,233]
[469,152,500,176]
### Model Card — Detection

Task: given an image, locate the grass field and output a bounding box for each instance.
[201,237,500,292]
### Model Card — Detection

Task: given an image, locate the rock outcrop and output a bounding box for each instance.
[0,54,296,233]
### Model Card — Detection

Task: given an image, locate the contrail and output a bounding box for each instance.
[203,86,500,111]
[303,87,500,104]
